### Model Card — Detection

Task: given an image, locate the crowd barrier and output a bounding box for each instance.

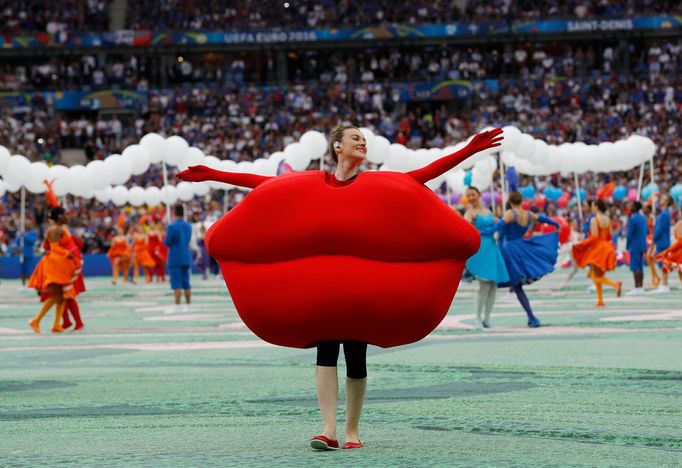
[0,254,204,279]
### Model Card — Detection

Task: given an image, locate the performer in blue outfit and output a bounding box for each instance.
[653,194,672,293]
[484,191,559,327]
[464,187,509,328]
[164,204,193,311]
[626,201,648,295]
[16,219,39,286]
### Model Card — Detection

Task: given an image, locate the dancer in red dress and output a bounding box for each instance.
[148,223,168,282]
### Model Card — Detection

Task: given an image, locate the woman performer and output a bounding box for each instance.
[148,223,168,282]
[464,186,509,328]
[657,209,682,284]
[178,126,503,451]
[131,226,156,284]
[28,207,80,333]
[484,191,560,327]
[108,226,132,285]
[572,200,622,307]
[38,201,86,331]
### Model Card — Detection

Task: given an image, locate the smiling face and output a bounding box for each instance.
[335,128,367,163]
[465,188,480,207]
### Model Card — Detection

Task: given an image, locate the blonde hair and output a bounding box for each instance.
[328,125,358,164]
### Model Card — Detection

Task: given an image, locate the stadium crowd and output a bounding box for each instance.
[3,0,680,34]
[1,40,680,92]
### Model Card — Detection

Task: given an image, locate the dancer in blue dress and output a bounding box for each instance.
[464,187,509,328]
[484,191,560,327]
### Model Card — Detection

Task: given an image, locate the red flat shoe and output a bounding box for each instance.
[310,435,339,451]
[344,441,363,449]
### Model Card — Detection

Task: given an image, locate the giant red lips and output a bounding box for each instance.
[201,171,479,348]
[178,128,502,348]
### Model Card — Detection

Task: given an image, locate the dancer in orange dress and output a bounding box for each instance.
[28,207,80,333]
[572,200,622,307]
[38,185,86,331]
[657,215,682,283]
[147,223,168,283]
[131,226,156,284]
[108,226,132,285]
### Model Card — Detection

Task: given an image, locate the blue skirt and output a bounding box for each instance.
[466,236,510,284]
[498,232,558,287]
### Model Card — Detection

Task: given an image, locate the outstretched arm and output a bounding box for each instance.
[407,128,503,184]
[536,214,560,229]
[176,165,273,189]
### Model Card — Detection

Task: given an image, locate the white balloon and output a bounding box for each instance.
[177,146,205,171]
[111,185,129,206]
[193,182,210,196]
[144,186,162,206]
[122,144,151,176]
[0,178,6,197]
[446,170,466,194]
[252,158,277,176]
[94,187,112,203]
[268,151,286,165]
[387,144,409,171]
[299,130,328,160]
[472,166,492,191]
[284,142,311,171]
[104,154,133,185]
[161,185,178,205]
[367,135,391,164]
[26,162,50,194]
[140,132,166,164]
[126,186,145,206]
[0,146,10,175]
[85,160,110,190]
[176,181,195,201]
[48,165,70,196]
[501,126,522,153]
[529,139,549,165]
[4,179,22,193]
[164,135,190,166]
[515,134,536,161]
[544,145,562,174]
[5,155,31,185]
[68,165,93,197]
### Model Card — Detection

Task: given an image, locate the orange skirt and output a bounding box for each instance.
[572,237,616,272]
[135,248,156,268]
[108,243,131,261]
[28,253,80,299]
[657,240,682,273]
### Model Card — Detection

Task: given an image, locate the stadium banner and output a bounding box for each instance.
[0,90,147,110]
[0,17,680,49]
[392,81,472,101]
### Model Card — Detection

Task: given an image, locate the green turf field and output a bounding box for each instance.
[1,269,681,467]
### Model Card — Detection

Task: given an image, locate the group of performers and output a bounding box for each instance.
[107,224,168,285]
[465,189,682,323]
[464,187,560,328]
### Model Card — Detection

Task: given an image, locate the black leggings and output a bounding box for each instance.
[316,341,368,379]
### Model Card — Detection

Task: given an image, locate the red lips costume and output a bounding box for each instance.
[178,129,502,348]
